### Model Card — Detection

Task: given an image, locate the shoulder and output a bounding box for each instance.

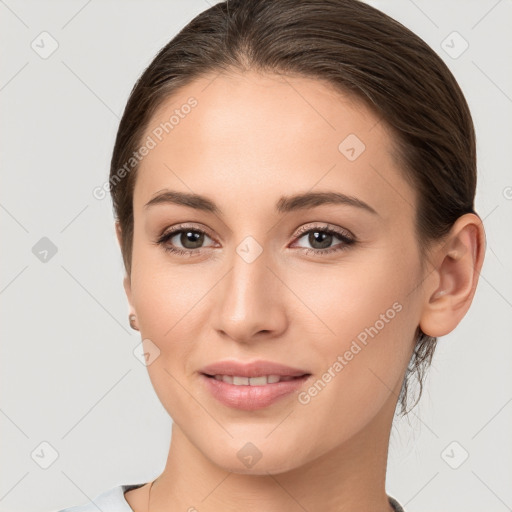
[51,482,147,512]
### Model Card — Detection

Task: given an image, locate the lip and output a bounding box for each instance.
[199,359,310,378]
[200,373,311,410]
[199,359,312,411]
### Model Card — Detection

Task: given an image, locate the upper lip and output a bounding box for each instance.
[200,359,311,378]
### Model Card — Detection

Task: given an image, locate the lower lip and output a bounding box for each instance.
[200,374,311,411]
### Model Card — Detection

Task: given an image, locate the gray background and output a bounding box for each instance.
[1,0,511,511]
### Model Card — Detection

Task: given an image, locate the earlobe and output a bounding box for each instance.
[129,313,139,331]
[419,213,486,338]
[123,274,139,331]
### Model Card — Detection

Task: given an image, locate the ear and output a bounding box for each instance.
[115,220,123,249]
[419,213,486,337]
[115,221,137,320]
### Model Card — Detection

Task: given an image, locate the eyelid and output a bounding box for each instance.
[293,222,354,240]
[159,222,218,241]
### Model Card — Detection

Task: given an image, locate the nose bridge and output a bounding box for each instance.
[214,239,286,341]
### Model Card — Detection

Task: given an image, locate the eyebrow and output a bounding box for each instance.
[144,189,379,216]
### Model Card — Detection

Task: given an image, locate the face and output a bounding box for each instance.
[123,70,425,474]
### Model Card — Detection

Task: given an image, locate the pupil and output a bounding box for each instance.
[309,231,332,249]
[181,231,204,249]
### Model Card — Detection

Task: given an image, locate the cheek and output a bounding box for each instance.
[289,245,418,346]
[131,268,208,366]
[129,260,206,418]
[286,248,419,430]
[130,235,204,336]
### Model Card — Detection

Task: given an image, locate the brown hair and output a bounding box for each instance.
[109,0,478,416]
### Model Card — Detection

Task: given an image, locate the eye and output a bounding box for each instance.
[291,223,356,256]
[154,222,356,258]
[154,224,216,256]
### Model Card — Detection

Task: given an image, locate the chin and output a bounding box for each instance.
[204,440,309,476]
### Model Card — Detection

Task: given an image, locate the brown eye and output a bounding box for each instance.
[173,230,205,249]
[155,225,216,256]
[292,225,356,255]
[304,230,335,250]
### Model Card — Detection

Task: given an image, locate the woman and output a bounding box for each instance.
[57,0,486,510]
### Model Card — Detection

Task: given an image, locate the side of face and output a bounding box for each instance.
[115,70,479,474]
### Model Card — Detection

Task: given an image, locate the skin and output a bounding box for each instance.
[118,70,485,512]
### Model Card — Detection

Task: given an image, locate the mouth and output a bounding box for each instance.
[199,359,310,379]
[201,373,311,385]
[200,372,312,410]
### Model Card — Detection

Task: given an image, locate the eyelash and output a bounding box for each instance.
[154,223,356,257]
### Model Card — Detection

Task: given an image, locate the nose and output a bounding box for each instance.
[213,247,288,344]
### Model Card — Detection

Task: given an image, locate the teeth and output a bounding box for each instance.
[248,376,267,386]
[212,374,297,385]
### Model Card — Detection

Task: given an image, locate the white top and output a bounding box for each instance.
[54,483,146,512]
[54,482,406,511]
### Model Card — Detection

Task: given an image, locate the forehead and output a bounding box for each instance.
[134,70,414,221]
